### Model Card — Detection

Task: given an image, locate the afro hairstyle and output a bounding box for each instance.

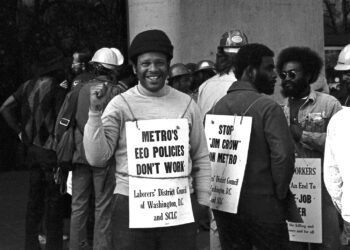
[276,47,323,84]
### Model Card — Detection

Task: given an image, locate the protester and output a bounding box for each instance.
[277,46,342,249]
[333,44,350,106]
[83,29,211,250]
[197,29,248,120]
[168,63,193,95]
[324,108,350,247]
[209,43,296,249]
[0,47,67,250]
[68,47,125,250]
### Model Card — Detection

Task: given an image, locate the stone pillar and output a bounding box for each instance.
[128,0,324,101]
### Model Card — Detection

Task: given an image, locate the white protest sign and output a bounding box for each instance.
[288,158,322,243]
[126,118,194,228]
[205,114,252,213]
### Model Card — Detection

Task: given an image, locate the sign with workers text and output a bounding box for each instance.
[126,119,193,228]
[288,158,322,243]
[205,114,252,213]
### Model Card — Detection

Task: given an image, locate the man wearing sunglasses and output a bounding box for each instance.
[277,47,342,250]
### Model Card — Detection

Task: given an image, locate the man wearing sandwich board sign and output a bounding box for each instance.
[83,29,211,249]
[207,43,296,249]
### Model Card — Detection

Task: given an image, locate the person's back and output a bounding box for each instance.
[209,43,295,250]
[0,46,67,250]
[69,47,125,250]
[15,76,65,149]
[73,75,129,163]
[212,87,293,201]
[198,72,236,119]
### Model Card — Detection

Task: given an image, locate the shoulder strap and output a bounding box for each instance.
[181,97,193,118]
[55,83,85,140]
[59,85,83,127]
[242,96,263,116]
[119,94,137,121]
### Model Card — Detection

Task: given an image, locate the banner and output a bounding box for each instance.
[288,158,322,243]
[205,114,252,213]
[126,119,193,228]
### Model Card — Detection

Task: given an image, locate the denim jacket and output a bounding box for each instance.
[281,89,342,158]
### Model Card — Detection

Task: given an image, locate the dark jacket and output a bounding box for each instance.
[73,75,129,164]
[209,80,295,222]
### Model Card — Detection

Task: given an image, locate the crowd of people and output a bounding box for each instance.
[1,27,350,250]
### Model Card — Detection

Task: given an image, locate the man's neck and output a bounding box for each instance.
[290,86,310,100]
[137,83,169,97]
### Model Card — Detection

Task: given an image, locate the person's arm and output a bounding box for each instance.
[265,103,295,200]
[189,103,211,206]
[0,95,20,135]
[83,84,120,167]
[324,113,344,213]
[299,100,342,153]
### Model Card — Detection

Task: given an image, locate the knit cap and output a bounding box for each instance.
[129,29,173,63]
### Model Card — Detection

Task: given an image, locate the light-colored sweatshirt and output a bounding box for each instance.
[83,83,211,206]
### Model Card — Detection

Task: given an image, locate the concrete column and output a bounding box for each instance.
[128,0,324,102]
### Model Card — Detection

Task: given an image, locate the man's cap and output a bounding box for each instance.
[128,29,173,62]
[218,30,248,53]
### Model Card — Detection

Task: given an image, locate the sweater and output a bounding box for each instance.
[83,83,211,206]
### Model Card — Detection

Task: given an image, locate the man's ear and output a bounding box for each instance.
[132,63,137,75]
[247,66,257,81]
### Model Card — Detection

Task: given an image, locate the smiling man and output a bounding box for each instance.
[82,29,211,250]
[209,43,296,249]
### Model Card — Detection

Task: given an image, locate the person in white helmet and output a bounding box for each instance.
[323,44,350,248]
[68,47,126,250]
[334,44,350,106]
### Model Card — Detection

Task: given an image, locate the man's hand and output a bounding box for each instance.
[290,123,303,142]
[90,83,108,112]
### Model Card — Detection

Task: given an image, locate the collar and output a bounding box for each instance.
[227,80,258,93]
[136,82,170,97]
[282,88,317,106]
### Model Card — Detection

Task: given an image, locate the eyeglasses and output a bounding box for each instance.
[279,70,298,80]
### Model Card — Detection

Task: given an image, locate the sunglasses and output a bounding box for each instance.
[279,70,298,80]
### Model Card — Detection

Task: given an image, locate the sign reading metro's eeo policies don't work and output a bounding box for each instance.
[205,114,252,213]
[126,119,194,228]
[288,158,322,243]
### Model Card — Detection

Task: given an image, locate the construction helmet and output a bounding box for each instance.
[335,44,350,71]
[218,30,248,53]
[169,63,191,79]
[195,60,216,72]
[90,48,124,69]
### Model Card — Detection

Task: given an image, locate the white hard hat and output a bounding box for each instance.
[335,44,350,71]
[90,47,124,69]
